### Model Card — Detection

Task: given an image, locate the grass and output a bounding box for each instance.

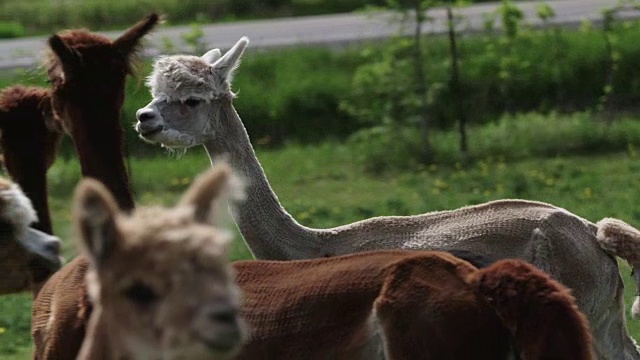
[2,138,640,356]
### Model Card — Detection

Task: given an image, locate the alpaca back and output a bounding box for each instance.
[32,256,91,360]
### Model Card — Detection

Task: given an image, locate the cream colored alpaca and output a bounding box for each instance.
[135,37,640,359]
[0,175,62,296]
[75,164,245,360]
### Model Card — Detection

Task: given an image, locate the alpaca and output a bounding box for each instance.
[0,175,62,296]
[76,164,245,360]
[233,250,592,359]
[135,37,640,359]
[44,14,160,211]
[31,14,159,360]
[0,85,63,235]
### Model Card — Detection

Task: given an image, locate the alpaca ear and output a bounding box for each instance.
[113,13,160,57]
[202,48,222,64]
[74,178,122,266]
[211,36,249,84]
[48,35,81,71]
[178,163,239,224]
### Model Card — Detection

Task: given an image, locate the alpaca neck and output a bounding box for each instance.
[201,100,322,260]
[70,110,135,212]
[5,155,52,234]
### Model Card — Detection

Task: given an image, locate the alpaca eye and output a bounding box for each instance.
[184,98,201,107]
[123,282,158,306]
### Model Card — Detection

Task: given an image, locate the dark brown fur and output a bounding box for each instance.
[31,14,159,360]
[374,254,512,359]
[471,260,594,360]
[0,85,62,234]
[233,251,592,360]
[44,13,159,212]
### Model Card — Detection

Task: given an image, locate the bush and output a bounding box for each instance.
[347,111,640,172]
[0,21,25,39]
[348,124,422,173]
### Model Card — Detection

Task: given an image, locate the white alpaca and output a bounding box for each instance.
[135,37,640,359]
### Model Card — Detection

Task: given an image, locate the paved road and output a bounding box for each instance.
[0,0,637,70]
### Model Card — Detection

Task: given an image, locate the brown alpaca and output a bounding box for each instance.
[232,251,593,359]
[31,14,159,360]
[76,164,245,360]
[43,14,158,211]
[0,85,62,235]
[0,175,62,296]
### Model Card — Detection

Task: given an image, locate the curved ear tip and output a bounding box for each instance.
[147,13,162,25]
[48,34,63,46]
[75,178,106,200]
[239,36,250,45]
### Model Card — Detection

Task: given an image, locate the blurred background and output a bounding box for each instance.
[1,0,640,358]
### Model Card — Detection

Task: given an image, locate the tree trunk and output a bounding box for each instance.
[413,3,432,162]
[447,6,468,154]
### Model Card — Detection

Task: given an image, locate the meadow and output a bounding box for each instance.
[2,118,640,357]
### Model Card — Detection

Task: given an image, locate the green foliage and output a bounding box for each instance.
[0,21,25,39]
[232,47,361,145]
[180,24,206,54]
[348,124,422,173]
[349,111,640,172]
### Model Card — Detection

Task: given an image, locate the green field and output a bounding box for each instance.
[1,137,640,357]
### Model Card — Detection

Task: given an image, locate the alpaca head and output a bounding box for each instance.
[76,164,245,359]
[0,85,61,170]
[46,13,159,133]
[135,36,249,149]
[0,176,62,294]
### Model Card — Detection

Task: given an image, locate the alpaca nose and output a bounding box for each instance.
[136,108,156,122]
[208,306,239,326]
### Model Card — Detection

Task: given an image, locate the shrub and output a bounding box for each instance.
[0,21,25,39]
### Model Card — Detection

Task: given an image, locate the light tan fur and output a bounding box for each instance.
[597,218,640,320]
[135,37,640,359]
[76,164,245,360]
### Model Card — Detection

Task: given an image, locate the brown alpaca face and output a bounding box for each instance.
[47,36,123,135]
[46,14,159,136]
[94,230,243,359]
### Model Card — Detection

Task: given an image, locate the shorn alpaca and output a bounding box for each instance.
[233,251,593,359]
[135,37,640,359]
[32,14,159,360]
[75,165,245,360]
[0,85,62,235]
[0,175,62,296]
